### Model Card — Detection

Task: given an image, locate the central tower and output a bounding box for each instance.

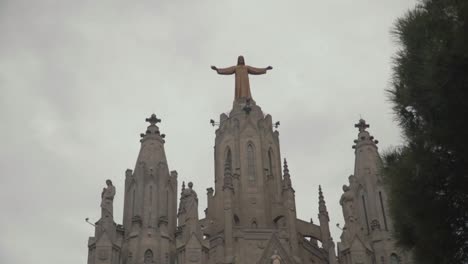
[200,56,337,264]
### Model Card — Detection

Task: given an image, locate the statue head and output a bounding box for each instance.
[106,179,113,186]
[188,182,193,189]
[342,184,350,192]
[237,55,245,65]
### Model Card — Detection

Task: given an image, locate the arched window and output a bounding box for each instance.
[268,148,274,177]
[144,249,153,264]
[234,214,240,225]
[225,148,232,171]
[362,195,370,234]
[390,253,399,264]
[247,144,256,181]
[379,191,389,231]
[132,189,136,216]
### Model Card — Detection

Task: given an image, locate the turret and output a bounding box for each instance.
[338,119,409,264]
[120,114,177,264]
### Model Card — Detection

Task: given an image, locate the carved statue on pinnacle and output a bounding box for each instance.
[211,56,272,100]
[101,179,116,219]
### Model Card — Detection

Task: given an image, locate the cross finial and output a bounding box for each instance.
[354,118,369,132]
[146,114,161,126]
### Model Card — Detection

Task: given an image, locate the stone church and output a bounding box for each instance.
[86,56,408,264]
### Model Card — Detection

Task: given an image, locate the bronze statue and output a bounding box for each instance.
[211,56,272,100]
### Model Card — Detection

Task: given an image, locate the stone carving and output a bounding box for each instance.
[180,182,199,222]
[271,250,282,264]
[340,176,358,222]
[98,249,109,260]
[371,219,381,231]
[211,55,272,100]
[340,185,355,222]
[101,179,116,218]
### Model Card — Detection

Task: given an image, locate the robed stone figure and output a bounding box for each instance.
[211,56,272,99]
[101,179,116,218]
[180,182,198,222]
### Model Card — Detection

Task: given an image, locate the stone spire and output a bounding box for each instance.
[282,158,292,190]
[122,113,177,264]
[337,119,410,264]
[318,185,328,215]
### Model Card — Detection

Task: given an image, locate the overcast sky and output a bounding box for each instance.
[0,1,417,263]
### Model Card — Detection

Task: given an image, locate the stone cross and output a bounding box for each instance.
[211,56,272,100]
[354,119,369,132]
[146,114,161,125]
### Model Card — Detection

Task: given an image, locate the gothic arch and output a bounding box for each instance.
[273,215,286,228]
[268,147,274,177]
[359,189,370,234]
[390,253,400,264]
[234,214,240,225]
[377,189,389,231]
[246,142,256,181]
[144,249,153,264]
[225,147,232,170]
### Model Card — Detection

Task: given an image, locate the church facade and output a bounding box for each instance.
[86,56,407,264]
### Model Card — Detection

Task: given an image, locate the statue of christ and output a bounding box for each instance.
[211,56,272,100]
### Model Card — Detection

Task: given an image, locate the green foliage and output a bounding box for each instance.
[384,0,468,263]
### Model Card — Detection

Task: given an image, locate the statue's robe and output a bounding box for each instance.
[101,185,116,218]
[216,65,269,99]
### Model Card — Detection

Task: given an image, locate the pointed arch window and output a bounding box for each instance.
[379,191,389,231]
[132,189,136,217]
[144,249,154,264]
[247,144,256,181]
[390,253,400,264]
[362,195,370,234]
[225,148,232,171]
[268,148,274,177]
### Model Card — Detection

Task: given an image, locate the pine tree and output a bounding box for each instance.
[384,1,468,263]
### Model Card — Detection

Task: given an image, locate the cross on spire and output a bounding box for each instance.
[146,114,161,126]
[354,118,369,132]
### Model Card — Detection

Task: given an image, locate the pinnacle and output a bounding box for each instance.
[352,118,379,149]
[354,118,369,133]
[318,185,324,201]
[146,113,161,126]
[283,158,290,176]
[140,113,165,141]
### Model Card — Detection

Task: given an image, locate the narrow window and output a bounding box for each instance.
[268,149,274,177]
[379,191,388,231]
[225,148,232,170]
[132,189,136,216]
[390,254,399,264]
[149,186,153,223]
[144,249,153,264]
[362,195,370,234]
[149,186,153,207]
[247,144,256,181]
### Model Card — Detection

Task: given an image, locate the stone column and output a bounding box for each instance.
[223,171,235,263]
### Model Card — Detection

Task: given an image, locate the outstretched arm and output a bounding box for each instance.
[211,65,236,75]
[247,65,273,75]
